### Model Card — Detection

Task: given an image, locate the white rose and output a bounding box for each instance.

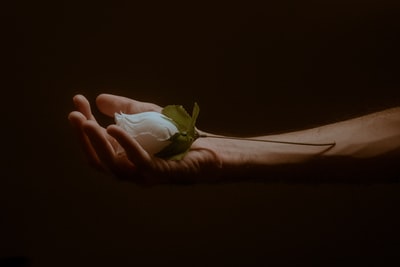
[114,112,179,155]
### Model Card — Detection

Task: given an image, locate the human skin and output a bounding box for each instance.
[68,94,400,185]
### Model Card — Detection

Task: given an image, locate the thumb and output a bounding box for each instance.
[96,94,162,117]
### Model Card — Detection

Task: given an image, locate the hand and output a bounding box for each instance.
[68,94,222,185]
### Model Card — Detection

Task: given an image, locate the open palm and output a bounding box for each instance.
[68,94,222,185]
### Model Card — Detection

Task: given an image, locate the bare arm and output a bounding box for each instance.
[69,94,399,184]
[197,107,400,179]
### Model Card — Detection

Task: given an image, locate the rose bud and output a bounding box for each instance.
[114,112,179,155]
[114,103,200,160]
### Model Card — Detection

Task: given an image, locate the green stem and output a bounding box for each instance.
[198,133,336,147]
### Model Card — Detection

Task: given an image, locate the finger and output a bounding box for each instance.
[83,120,118,172]
[96,94,162,117]
[73,94,96,121]
[68,111,103,170]
[83,121,141,181]
[106,125,153,169]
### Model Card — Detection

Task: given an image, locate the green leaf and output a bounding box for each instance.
[155,133,195,160]
[188,102,200,136]
[157,103,200,160]
[162,105,192,133]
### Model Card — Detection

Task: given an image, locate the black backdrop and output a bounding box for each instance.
[3,1,400,266]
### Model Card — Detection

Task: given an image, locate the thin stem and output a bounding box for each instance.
[198,134,336,147]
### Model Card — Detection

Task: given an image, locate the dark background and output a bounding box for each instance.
[3,0,400,266]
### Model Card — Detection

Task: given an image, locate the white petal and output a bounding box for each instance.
[114,112,179,155]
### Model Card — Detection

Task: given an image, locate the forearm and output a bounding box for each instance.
[271,107,400,158]
[199,107,400,171]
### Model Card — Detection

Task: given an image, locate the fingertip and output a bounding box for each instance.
[72,95,97,121]
[73,94,84,100]
[72,94,87,107]
[106,125,130,146]
[96,93,112,102]
[68,111,77,122]
[72,94,80,102]
[68,111,84,121]
[106,124,121,135]
[96,93,123,108]
[96,94,122,117]
[68,112,88,131]
[95,94,108,106]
